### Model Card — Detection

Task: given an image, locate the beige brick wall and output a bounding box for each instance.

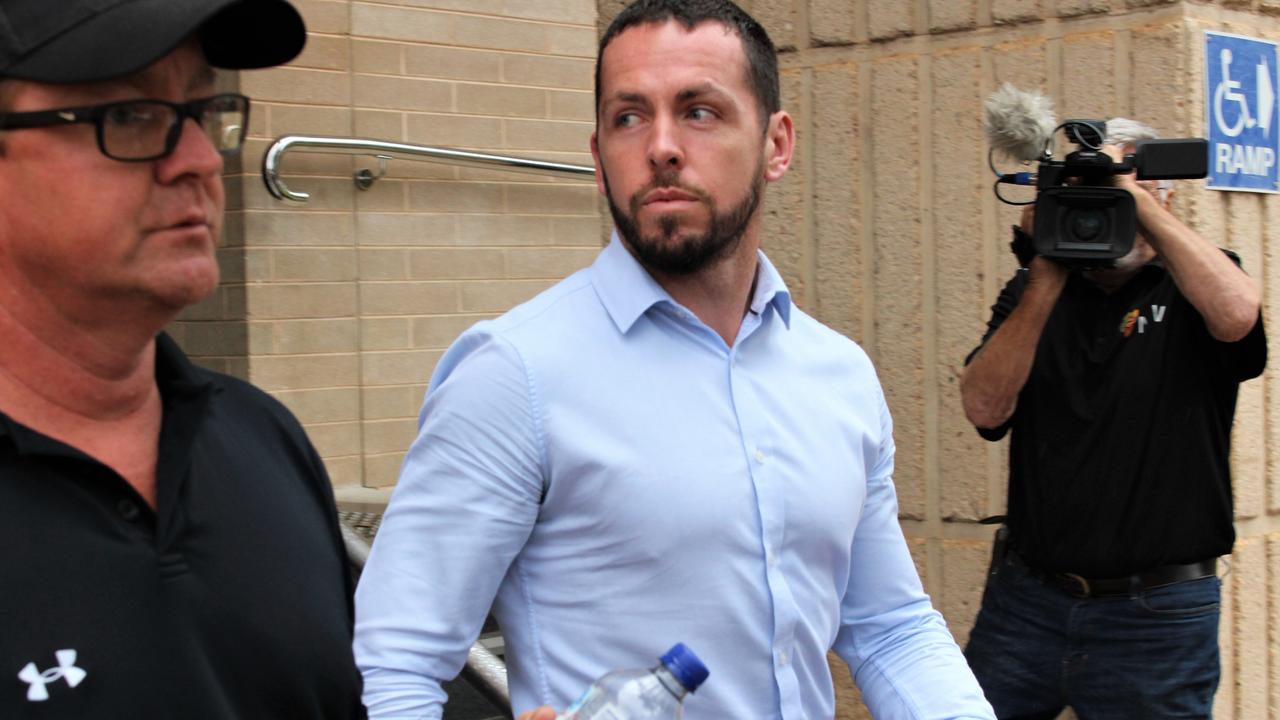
[167,0,1280,717]
[172,0,603,491]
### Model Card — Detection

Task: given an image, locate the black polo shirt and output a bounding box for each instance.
[0,334,365,718]
[970,256,1266,577]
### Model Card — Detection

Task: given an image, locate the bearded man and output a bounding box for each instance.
[354,2,993,718]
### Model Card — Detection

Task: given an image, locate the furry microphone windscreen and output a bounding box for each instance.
[984,83,1056,163]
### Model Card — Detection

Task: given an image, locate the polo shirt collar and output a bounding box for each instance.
[0,333,218,457]
[591,231,793,334]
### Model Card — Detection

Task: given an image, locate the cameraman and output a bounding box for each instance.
[960,118,1266,718]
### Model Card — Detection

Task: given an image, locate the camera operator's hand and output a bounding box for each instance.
[1012,204,1069,288]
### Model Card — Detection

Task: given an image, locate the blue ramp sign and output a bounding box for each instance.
[1205,31,1278,193]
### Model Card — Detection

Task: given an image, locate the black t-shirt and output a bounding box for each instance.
[970,257,1266,577]
[0,334,365,718]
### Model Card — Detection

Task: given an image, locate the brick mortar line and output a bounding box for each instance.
[349,1,597,30]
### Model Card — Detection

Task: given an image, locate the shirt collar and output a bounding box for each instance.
[0,332,217,456]
[590,231,793,334]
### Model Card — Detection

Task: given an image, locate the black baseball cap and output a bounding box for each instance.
[0,0,307,84]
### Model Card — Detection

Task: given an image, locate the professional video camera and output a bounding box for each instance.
[985,85,1208,267]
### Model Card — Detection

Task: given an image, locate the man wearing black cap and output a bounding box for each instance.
[0,2,364,717]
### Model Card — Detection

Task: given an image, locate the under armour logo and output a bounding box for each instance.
[17,650,86,702]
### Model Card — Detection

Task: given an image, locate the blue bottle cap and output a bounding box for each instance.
[659,643,709,693]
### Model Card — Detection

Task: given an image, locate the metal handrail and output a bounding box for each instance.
[340,520,512,715]
[262,134,596,202]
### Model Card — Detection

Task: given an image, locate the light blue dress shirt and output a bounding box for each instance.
[355,236,994,719]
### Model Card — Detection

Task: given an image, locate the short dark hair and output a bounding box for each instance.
[595,0,780,128]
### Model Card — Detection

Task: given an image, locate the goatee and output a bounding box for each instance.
[604,167,763,276]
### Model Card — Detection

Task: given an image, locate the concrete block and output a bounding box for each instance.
[551,216,608,246]
[240,66,351,105]
[409,248,507,280]
[248,282,358,320]
[457,214,553,245]
[546,25,598,57]
[406,113,504,149]
[362,385,428,422]
[503,248,599,279]
[361,318,414,352]
[1230,538,1266,719]
[809,0,858,46]
[930,0,979,33]
[272,387,361,424]
[293,34,350,72]
[1060,32,1116,121]
[992,39,1048,91]
[457,83,548,118]
[357,213,458,247]
[272,318,360,354]
[270,248,358,282]
[267,104,354,138]
[503,55,594,90]
[359,281,460,316]
[293,0,349,35]
[408,181,506,213]
[502,118,593,152]
[502,0,596,24]
[931,49,992,521]
[325,455,365,488]
[406,46,503,82]
[505,183,598,214]
[939,539,989,648]
[760,69,808,307]
[1131,21,1192,136]
[352,40,402,75]
[352,74,454,113]
[361,350,444,386]
[870,55,926,518]
[752,1,797,50]
[412,315,486,349]
[455,15,549,53]
[246,212,356,248]
[549,90,595,122]
[303,420,364,458]
[364,452,410,488]
[249,353,360,391]
[812,62,862,340]
[1055,0,1111,18]
[362,418,420,455]
[992,0,1042,25]
[868,0,912,41]
[355,109,405,142]
[358,249,411,281]
[459,279,556,312]
[351,4,452,43]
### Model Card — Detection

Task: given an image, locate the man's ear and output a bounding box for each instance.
[762,110,794,183]
[590,131,607,197]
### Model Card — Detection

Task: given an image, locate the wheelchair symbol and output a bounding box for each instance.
[1214,48,1275,138]
[1215,49,1255,137]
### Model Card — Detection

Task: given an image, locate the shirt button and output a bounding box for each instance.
[778,650,790,666]
[767,551,778,568]
[116,499,141,522]
[754,449,766,464]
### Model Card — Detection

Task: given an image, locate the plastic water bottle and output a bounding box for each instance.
[557,643,709,719]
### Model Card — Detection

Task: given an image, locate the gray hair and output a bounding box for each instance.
[1105,117,1172,195]
[1103,117,1160,147]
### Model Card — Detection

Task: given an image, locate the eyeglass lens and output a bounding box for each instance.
[101,96,247,160]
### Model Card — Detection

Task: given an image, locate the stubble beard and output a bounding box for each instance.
[604,165,763,276]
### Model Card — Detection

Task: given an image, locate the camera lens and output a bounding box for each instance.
[1067,209,1105,241]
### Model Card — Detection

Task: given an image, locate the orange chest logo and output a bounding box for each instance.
[1120,305,1168,337]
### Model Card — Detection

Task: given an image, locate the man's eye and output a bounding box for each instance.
[106,104,166,127]
[688,108,714,121]
[615,112,640,128]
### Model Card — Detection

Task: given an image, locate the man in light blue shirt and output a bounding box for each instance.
[354,1,994,718]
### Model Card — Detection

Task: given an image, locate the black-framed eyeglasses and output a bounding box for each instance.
[0,93,250,162]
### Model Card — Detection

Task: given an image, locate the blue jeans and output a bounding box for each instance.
[964,554,1221,720]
